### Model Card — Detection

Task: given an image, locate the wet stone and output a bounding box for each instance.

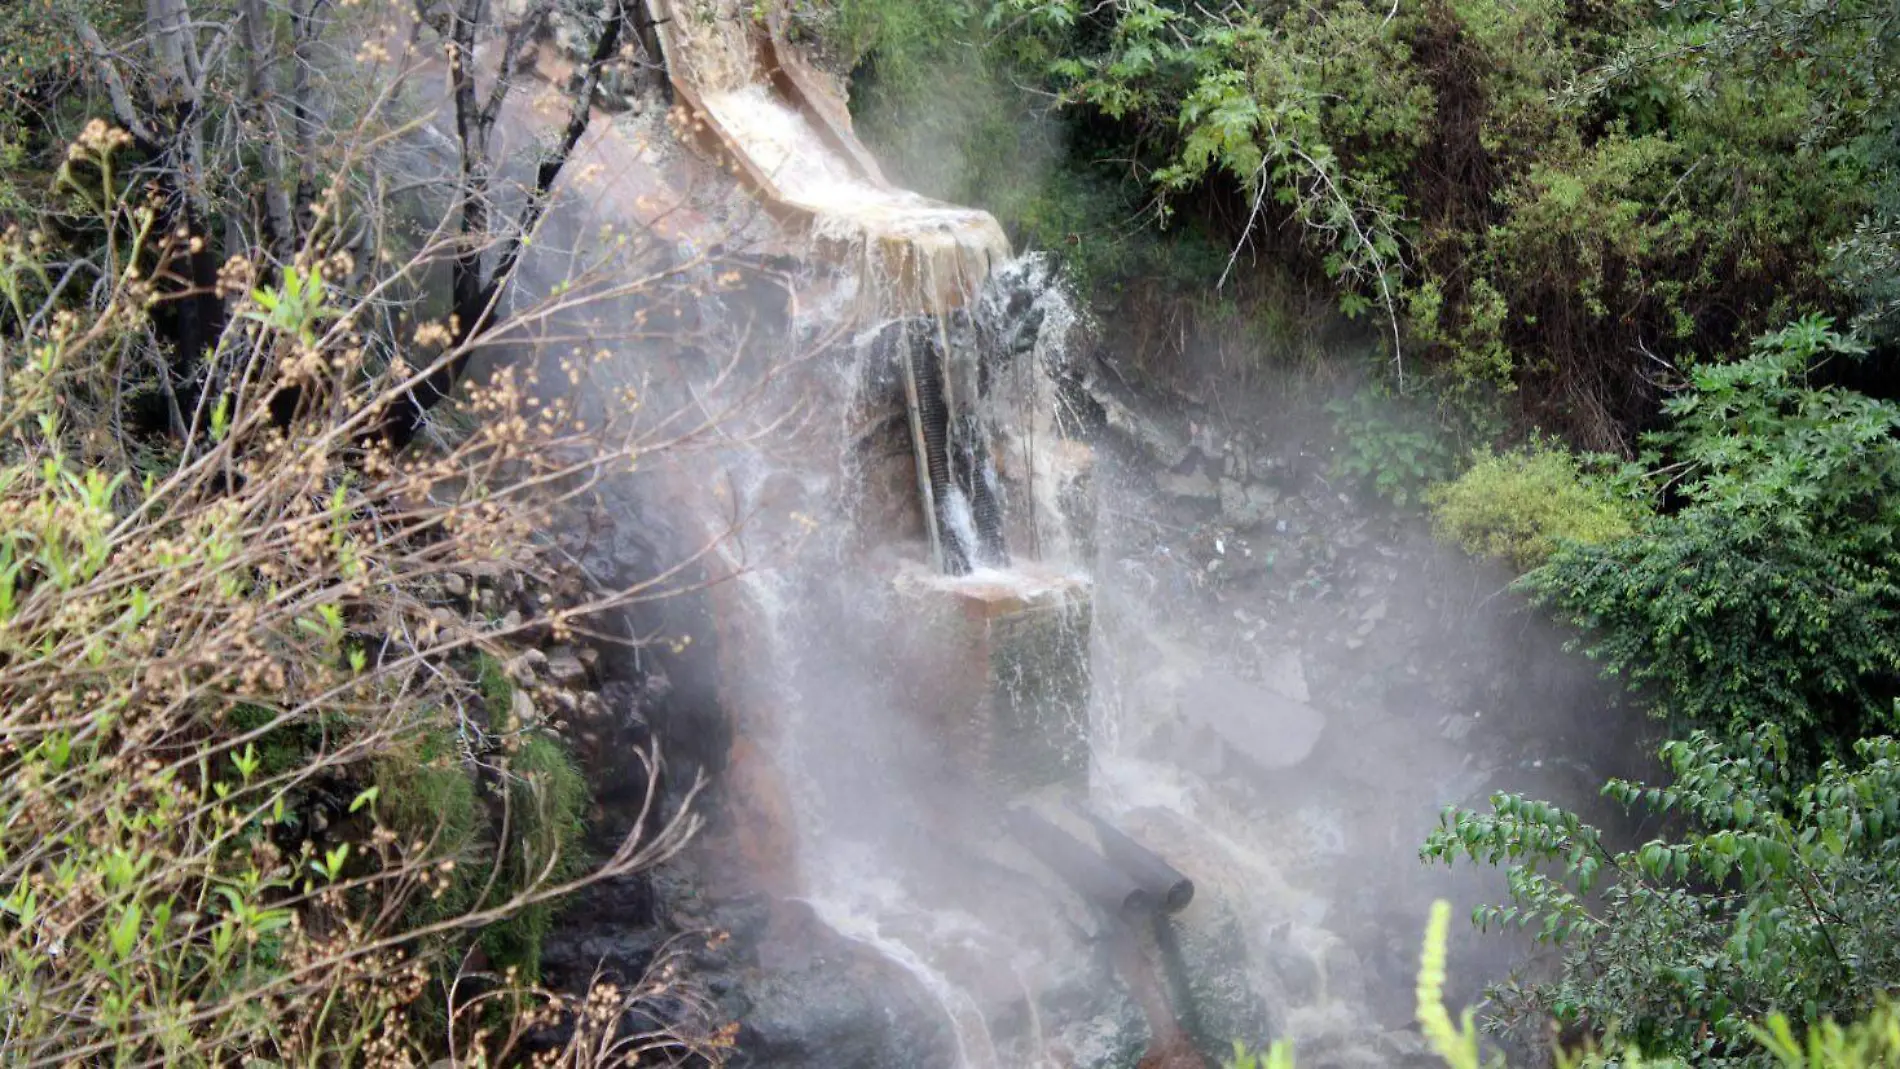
[1219,478,1280,529]
[1157,467,1219,502]
[546,650,589,685]
[1177,668,1326,772]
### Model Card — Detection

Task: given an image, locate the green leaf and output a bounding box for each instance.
[110,903,142,959]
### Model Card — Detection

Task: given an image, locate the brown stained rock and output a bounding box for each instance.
[721,736,800,895]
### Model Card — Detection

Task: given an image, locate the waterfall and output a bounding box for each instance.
[732,255,1100,1066]
[561,5,1346,1064]
[485,0,1639,1057]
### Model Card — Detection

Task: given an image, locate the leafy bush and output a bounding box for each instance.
[1231,897,1900,1067]
[0,125,711,1064]
[1326,388,1456,508]
[1424,727,1900,1065]
[893,0,1878,445]
[1422,316,1900,1064]
[1429,443,1643,570]
[1519,316,1900,763]
[483,734,592,976]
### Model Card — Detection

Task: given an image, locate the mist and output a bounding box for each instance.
[493,3,1658,1066]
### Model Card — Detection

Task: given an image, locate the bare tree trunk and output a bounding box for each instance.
[291,0,330,222]
[147,0,194,110]
[448,0,492,348]
[146,0,208,214]
[71,14,157,147]
[242,0,298,265]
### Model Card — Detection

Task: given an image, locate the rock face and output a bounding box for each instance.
[538,873,666,987]
[1074,349,1645,1068]
[1123,635,1324,781]
[1086,368,1195,471]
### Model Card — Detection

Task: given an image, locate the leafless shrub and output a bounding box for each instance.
[0,100,779,1063]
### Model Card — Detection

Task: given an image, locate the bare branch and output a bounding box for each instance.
[69,12,158,147]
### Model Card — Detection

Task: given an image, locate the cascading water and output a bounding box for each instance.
[619,4,1233,1060]
[718,254,1108,1066]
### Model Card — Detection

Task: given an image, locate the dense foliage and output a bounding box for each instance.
[1233,898,1900,1068]
[1419,316,1900,1062]
[1521,317,1900,763]
[0,123,716,1061]
[1425,728,1900,1064]
[821,0,1899,443]
[0,0,740,1056]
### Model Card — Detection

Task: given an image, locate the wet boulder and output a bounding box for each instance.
[706,899,960,1069]
[1178,668,1326,773]
[1159,897,1288,1059]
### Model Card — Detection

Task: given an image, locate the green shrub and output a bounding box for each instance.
[1326,388,1457,508]
[475,650,514,711]
[1520,316,1900,764]
[375,729,484,863]
[1232,897,1900,1067]
[1425,727,1900,1065]
[482,734,591,976]
[948,0,1882,443]
[1429,443,1642,570]
[378,727,589,980]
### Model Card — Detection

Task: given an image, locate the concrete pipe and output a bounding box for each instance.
[1004,807,1157,917]
[1068,800,1196,914]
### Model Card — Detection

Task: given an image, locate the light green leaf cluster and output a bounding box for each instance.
[1428,441,1643,570]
